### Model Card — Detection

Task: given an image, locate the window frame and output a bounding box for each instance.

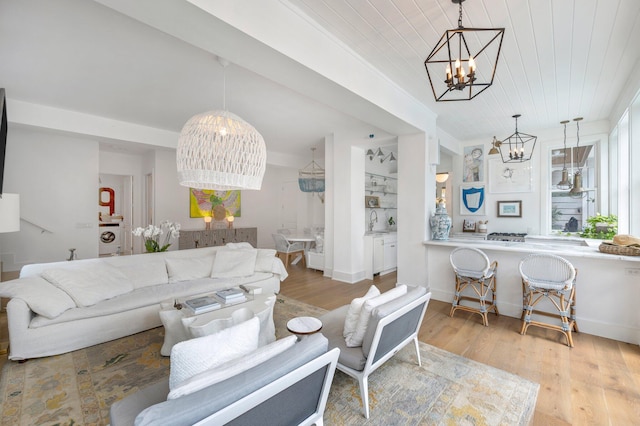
[541,135,606,236]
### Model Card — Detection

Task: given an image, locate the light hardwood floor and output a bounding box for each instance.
[278,264,640,426]
[1,265,638,424]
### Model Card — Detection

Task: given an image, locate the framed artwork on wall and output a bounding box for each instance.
[189,189,241,218]
[365,195,380,208]
[488,158,533,193]
[497,200,522,217]
[463,145,484,182]
[460,185,486,215]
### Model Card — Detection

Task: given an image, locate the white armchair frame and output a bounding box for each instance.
[337,291,431,419]
[195,348,340,426]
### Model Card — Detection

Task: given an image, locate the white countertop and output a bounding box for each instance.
[424,236,640,262]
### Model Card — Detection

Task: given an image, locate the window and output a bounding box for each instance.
[548,141,598,234]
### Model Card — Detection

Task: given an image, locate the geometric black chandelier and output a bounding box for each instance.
[424,0,505,102]
[495,114,537,163]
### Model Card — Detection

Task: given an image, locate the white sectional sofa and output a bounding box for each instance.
[0,244,287,361]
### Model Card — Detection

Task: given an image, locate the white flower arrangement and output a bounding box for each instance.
[132,220,181,252]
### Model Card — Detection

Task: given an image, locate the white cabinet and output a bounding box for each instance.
[373,237,384,273]
[364,233,397,279]
[383,236,397,271]
[306,251,324,271]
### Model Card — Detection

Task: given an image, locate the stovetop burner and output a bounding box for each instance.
[486,232,527,242]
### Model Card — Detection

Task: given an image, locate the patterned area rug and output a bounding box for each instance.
[0,296,538,425]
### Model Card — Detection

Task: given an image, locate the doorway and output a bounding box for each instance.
[98,174,133,256]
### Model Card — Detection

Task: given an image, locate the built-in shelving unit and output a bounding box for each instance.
[365,172,397,210]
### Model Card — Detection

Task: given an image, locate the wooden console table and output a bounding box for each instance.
[178,228,257,249]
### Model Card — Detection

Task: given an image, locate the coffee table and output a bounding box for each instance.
[159,292,276,356]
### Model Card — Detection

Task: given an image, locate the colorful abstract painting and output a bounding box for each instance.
[189,189,241,218]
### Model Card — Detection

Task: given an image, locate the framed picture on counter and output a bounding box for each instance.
[497,200,522,217]
[463,219,477,232]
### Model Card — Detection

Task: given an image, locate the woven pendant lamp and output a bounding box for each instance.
[177,58,266,190]
[177,110,266,190]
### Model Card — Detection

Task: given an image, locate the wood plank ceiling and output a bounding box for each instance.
[285,0,640,141]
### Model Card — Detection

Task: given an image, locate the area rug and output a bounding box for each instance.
[0,296,538,425]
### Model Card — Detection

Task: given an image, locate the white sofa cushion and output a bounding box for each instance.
[166,256,215,283]
[41,263,134,307]
[345,284,407,347]
[343,285,380,339]
[106,258,169,289]
[0,276,76,318]
[29,277,233,328]
[211,249,257,278]
[169,316,260,390]
[167,335,297,400]
[255,249,277,273]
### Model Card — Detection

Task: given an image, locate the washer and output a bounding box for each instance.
[99,224,122,256]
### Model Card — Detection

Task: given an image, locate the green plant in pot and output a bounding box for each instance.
[388,216,396,230]
[580,213,617,239]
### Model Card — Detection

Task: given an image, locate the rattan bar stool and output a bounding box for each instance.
[519,253,578,347]
[449,247,499,326]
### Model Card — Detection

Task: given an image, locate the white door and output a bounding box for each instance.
[279,181,298,231]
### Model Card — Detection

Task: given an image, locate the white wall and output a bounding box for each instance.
[0,126,322,269]
[144,150,318,250]
[396,132,432,288]
[449,122,610,236]
[1,126,99,270]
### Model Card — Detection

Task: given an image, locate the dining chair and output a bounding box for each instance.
[272,233,306,268]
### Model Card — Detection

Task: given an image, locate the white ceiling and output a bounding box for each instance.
[1,0,639,158]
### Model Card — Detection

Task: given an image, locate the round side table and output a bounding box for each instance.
[286,316,322,340]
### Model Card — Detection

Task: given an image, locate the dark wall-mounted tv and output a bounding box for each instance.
[0,88,7,196]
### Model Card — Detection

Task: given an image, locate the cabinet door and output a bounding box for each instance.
[373,237,384,273]
[384,240,397,270]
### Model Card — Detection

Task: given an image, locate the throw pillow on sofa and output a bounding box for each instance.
[167,335,297,399]
[41,263,134,307]
[169,316,260,390]
[345,284,408,348]
[343,285,380,339]
[224,243,276,273]
[211,248,258,278]
[0,276,76,318]
[165,256,216,283]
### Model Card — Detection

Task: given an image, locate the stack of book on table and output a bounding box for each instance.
[215,287,247,305]
[184,296,221,314]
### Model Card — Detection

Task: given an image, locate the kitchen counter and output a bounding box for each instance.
[424,236,640,345]
[424,236,640,263]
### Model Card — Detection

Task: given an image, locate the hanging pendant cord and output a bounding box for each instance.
[562,122,567,169]
[458,3,463,28]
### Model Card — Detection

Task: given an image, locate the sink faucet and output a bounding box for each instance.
[369,209,378,232]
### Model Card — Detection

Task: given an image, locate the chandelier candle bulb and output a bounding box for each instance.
[468,56,476,74]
